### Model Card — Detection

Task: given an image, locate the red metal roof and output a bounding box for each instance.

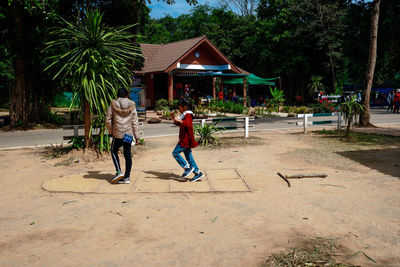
[137,36,248,75]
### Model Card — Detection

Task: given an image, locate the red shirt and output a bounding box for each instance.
[394,92,400,103]
[178,112,198,148]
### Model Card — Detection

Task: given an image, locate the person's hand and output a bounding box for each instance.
[169,112,175,119]
[135,140,140,146]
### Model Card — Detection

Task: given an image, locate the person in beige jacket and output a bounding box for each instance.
[106,88,140,184]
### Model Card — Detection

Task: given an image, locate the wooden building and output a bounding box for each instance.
[135,36,249,107]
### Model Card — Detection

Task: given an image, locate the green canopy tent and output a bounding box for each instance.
[224,74,278,105]
[224,74,276,86]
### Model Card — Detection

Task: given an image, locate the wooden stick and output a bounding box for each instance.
[286,173,327,179]
[277,172,291,187]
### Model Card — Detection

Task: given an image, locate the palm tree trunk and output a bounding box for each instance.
[84,98,92,149]
[360,0,381,127]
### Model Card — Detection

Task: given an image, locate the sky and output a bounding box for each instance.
[148,0,232,19]
[148,0,374,19]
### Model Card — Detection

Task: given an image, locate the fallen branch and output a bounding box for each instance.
[286,173,327,179]
[277,172,291,187]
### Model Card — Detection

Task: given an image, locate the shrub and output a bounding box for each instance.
[41,109,66,125]
[68,136,85,149]
[194,122,224,146]
[156,99,169,111]
[169,99,179,110]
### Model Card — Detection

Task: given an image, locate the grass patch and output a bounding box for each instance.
[54,157,74,167]
[316,129,399,146]
[262,237,353,267]
[40,144,72,159]
[198,136,263,150]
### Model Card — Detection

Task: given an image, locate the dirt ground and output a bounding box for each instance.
[1,127,399,266]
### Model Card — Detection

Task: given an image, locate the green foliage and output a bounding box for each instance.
[282,106,312,114]
[44,9,142,119]
[156,99,169,110]
[169,99,179,110]
[41,109,65,125]
[308,76,325,95]
[208,100,245,114]
[340,96,365,138]
[68,136,85,149]
[267,87,285,112]
[194,122,224,146]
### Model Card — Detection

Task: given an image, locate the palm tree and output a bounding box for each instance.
[45,9,142,149]
[308,76,326,96]
[340,96,365,138]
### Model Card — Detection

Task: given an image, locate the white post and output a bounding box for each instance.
[201,119,206,127]
[74,125,79,138]
[245,117,249,138]
[303,115,308,134]
[337,112,341,131]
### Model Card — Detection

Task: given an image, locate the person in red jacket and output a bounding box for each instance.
[170,98,203,181]
[393,89,400,114]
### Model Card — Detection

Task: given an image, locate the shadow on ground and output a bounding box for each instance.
[337,147,400,179]
[143,170,188,182]
[83,171,112,182]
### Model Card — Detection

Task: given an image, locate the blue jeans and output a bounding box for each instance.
[172,144,199,173]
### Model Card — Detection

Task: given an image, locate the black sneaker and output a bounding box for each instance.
[182,167,194,178]
[190,172,204,182]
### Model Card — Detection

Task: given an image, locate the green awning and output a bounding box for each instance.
[224,73,276,86]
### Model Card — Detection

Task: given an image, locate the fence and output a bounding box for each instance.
[63,122,144,141]
[194,116,255,138]
[296,112,342,133]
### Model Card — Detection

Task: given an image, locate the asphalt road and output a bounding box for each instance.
[0,109,399,150]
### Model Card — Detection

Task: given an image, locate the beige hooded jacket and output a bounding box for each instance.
[106,97,140,141]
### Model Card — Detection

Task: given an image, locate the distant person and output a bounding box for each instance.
[184,84,191,98]
[393,89,400,114]
[106,88,140,184]
[170,98,203,182]
[218,90,224,100]
[387,90,394,113]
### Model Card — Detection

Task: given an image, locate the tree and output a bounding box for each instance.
[308,76,326,96]
[291,0,346,91]
[360,0,381,127]
[341,96,365,138]
[45,10,142,148]
[219,0,259,17]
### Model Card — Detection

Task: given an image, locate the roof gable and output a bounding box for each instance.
[138,36,241,74]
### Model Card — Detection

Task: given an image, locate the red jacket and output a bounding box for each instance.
[394,92,400,103]
[177,111,198,148]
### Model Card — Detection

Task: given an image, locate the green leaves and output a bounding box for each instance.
[44,9,142,118]
[194,122,224,146]
[268,87,285,112]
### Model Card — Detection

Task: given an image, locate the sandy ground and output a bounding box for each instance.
[1,128,400,266]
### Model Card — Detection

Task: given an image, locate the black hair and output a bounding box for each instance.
[117,88,129,98]
[178,97,191,108]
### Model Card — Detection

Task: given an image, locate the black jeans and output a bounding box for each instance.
[111,138,132,178]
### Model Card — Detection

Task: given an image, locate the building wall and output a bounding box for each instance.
[180,43,227,66]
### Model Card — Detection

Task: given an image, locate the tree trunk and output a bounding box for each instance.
[9,57,28,126]
[360,0,381,127]
[9,5,28,127]
[328,52,337,91]
[84,99,92,149]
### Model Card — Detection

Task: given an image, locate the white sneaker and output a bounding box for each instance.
[111,171,124,184]
[117,178,130,184]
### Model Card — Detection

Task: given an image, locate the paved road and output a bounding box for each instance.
[0,109,399,149]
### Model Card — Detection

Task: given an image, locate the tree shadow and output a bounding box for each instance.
[337,147,400,179]
[83,171,112,183]
[143,170,188,182]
